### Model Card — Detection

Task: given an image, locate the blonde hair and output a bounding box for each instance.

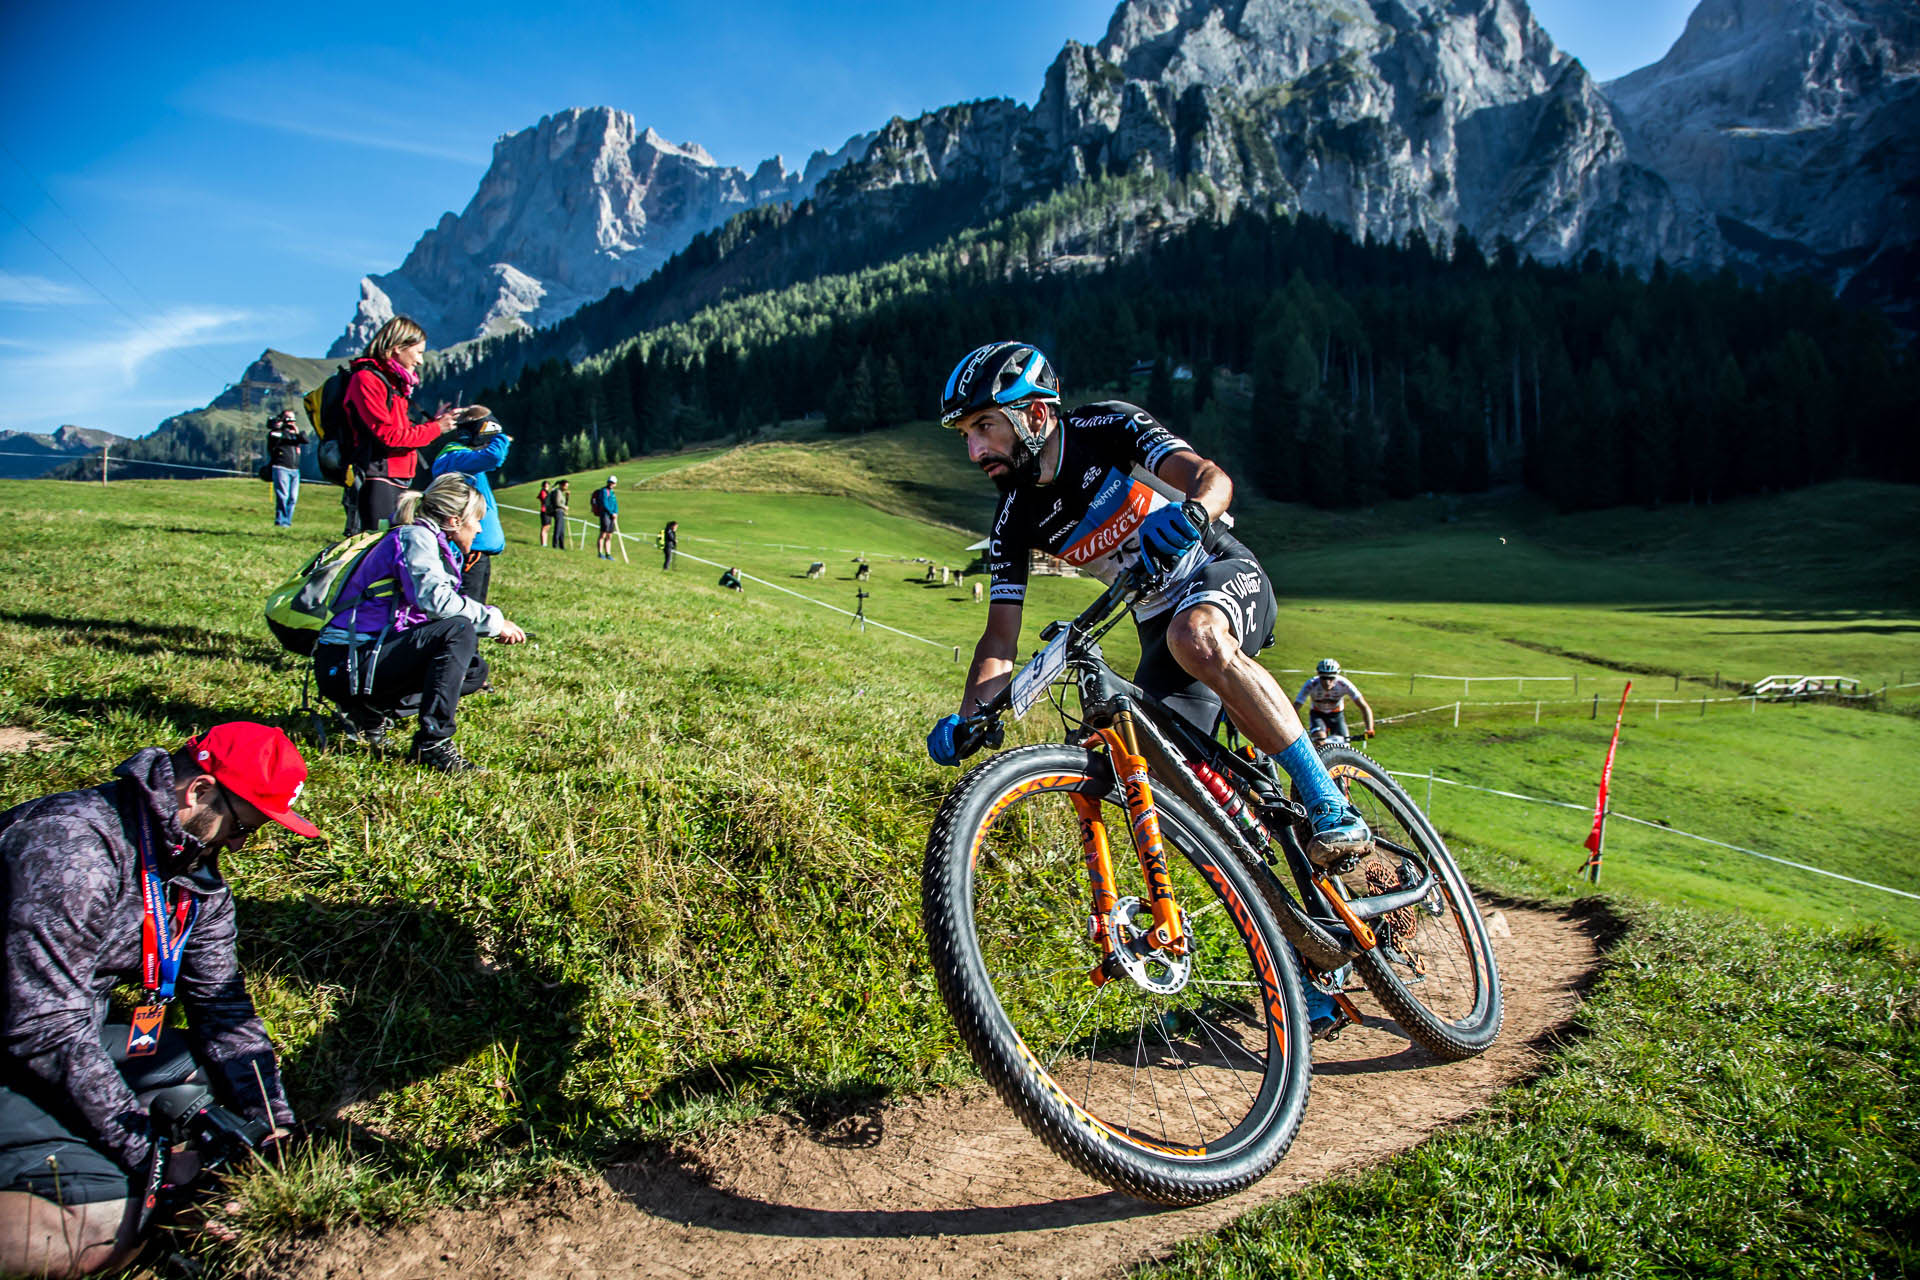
[395,473,484,529]
[363,315,427,363]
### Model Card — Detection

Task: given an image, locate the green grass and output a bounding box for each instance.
[1139,910,1919,1279]
[0,452,1914,1271]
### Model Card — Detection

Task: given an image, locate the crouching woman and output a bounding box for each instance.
[315,474,526,772]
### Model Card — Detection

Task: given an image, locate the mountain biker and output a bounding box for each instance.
[925,342,1372,869]
[1294,658,1374,744]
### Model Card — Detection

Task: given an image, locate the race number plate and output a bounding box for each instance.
[1009,628,1070,719]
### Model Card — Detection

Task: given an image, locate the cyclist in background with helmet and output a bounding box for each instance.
[924,341,1371,869]
[1295,658,1374,744]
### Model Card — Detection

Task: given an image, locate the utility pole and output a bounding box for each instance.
[100,444,108,485]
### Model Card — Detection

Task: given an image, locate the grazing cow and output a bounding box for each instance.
[806,562,825,579]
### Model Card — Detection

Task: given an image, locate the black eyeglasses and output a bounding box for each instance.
[215,786,264,839]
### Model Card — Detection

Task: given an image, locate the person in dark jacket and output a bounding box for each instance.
[661,520,678,571]
[428,409,510,604]
[537,481,552,548]
[265,410,305,528]
[314,473,528,773]
[345,315,458,531]
[548,480,570,551]
[0,722,314,1277]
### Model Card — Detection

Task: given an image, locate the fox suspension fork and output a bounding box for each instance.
[1072,712,1188,988]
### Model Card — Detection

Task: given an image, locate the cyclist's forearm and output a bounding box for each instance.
[961,651,1015,715]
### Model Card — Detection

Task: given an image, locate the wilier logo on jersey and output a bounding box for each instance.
[1058,473,1156,565]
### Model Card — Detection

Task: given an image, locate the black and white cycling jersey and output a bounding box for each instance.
[985,401,1253,622]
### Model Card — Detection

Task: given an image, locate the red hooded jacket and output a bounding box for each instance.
[344,360,442,482]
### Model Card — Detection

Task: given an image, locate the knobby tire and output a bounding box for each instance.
[924,744,1311,1205]
[1321,745,1503,1060]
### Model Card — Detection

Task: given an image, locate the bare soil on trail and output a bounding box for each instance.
[275,902,1604,1280]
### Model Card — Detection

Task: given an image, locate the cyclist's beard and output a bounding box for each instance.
[981,443,1042,494]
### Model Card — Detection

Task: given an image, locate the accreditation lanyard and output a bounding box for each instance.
[128,808,197,1055]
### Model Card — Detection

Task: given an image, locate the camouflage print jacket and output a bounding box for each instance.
[1,748,294,1173]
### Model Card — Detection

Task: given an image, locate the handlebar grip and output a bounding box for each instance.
[955,715,1005,759]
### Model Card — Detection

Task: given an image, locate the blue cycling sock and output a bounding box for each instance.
[1302,978,1336,1022]
[1275,736,1343,812]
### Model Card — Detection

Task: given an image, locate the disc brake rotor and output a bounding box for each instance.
[1105,895,1192,996]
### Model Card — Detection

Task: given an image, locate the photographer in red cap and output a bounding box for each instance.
[0,722,315,1276]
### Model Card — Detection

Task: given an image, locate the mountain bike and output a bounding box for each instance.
[923,567,1502,1204]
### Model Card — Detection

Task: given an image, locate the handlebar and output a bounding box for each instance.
[959,565,1157,741]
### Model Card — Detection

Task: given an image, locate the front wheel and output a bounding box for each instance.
[1321,745,1503,1060]
[923,744,1311,1205]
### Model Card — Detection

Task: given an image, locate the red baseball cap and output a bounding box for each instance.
[183,722,320,838]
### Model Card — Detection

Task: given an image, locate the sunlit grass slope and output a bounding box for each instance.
[0,451,1914,1266]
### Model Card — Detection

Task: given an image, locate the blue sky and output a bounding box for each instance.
[0,0,1697,439]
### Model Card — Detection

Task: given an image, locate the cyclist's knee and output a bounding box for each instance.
[1167,605,1234,676]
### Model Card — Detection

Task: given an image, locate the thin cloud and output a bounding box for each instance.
[207,107,487,166]
[0,271,94,306]
[0,304,303,433]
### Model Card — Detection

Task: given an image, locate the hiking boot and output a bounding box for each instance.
[411,737,482,774]
[1305,800,1371,869]
[335,704,393,752]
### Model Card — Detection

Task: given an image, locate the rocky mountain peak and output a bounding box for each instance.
[824,0,1711,270]
[1604,0,1918,307]
[329,107,875,356]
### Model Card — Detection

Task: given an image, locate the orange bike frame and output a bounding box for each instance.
[1075,713,1187,960]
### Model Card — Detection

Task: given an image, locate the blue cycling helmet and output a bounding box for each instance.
[940,342,1060,426]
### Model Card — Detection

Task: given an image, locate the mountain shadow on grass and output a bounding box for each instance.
[233,895,587,1166]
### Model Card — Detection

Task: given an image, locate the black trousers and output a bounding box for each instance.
[359,476,409,530]
[463,551,494,604]
[341,481,364,536]
[316,616,488,745]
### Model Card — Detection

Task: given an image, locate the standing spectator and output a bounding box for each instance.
[345,315,458,531]
[313,474,528,773]
[0,722,311,1277]
[549,480,570,550]
[537,480,552,548]
[429,409,510,604]
[265,409,305,529]
[592,476,619,560]
[661,519,678,571]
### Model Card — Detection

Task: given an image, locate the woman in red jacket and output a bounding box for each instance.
[346,315,457,530]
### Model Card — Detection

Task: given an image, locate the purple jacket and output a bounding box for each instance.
[1,749,293,1172]
[319,520,503,645]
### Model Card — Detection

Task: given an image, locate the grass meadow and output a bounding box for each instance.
[0,437,1913,1274]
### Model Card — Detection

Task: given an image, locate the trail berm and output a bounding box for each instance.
[275,902,1602,1280]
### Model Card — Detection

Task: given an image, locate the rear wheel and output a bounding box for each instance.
[924,743,1311,1204]
[1320,745,1503,1060]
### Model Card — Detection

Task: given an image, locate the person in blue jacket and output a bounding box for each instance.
[428,408,511,603]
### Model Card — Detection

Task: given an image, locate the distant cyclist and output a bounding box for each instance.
[1295,658,1374,744]
[924,341,1371,869]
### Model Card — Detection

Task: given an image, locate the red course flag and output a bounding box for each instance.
[1583,682,1632,879]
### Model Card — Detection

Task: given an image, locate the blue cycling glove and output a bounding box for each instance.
[927,713,967,766]
[1139,500,1208,567]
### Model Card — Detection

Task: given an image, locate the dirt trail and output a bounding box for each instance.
[279,903,1602,1280]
